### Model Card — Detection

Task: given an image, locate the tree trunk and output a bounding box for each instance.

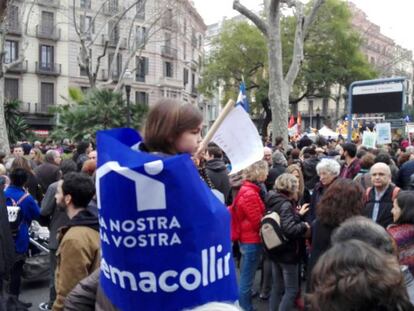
[0,76,11,154]
[267,5,288,145]
[261,97,272,138]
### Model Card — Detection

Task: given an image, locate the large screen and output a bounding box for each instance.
[351,83,404,114]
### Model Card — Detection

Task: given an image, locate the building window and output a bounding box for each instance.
[136,0,145,19]
[183,68,188,86]
[164,32,171,47]
[135,91,148,106]
[8,5,19,30]
[135,56,148,82]
[108,53,122,78]
[198,34,202,49]
[136,26,146,48]
[108,21,119,44]
[41,11,54,34]
[39,45,54,69]
[80,0,91,9]
[40,82,54,112]
[4,40,18,64]
[191,72,196,93]
[183,19,186,36]
[108,0,118,11]
[183,42,186,60]
[164,61,173,78]
[79,48,91,76]
[5,78,18,101]
[80,15,94,34]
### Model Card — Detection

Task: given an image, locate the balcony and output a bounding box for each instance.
[191,87,198,97]
[7,23,21,36]
[161,19,177,31]
[35,62,61,76]
[161,45,177,59]
[158,77,182,88]
[6,60,27,73]
[102,3,122,15]
[136,74,145,82]
[38,0,60,8]
[36,25,61,41]
[101,69,120,82]
[20,102,54,115]
[102,35,126,49]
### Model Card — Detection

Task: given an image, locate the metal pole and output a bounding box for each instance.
[126,85,131,128]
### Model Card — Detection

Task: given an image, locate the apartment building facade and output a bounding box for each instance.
[3,0,206,131]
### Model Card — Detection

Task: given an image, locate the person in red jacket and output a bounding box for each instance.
[234,160,268,311]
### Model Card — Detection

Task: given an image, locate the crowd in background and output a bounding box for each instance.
[2,109,414,310]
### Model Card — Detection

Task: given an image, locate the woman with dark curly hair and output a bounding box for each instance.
[308,178,363,279]
[388,191,414,275]
[308,240,413,311]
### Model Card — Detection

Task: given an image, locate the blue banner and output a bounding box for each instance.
[96,128,238,311]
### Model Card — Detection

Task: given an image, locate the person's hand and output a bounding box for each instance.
[299,203,310,216]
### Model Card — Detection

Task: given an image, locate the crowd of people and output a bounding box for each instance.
[1,98,414,311]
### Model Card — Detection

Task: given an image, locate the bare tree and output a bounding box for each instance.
[71,0,183,90]
[0,0,33,153]
[233,0,324,144]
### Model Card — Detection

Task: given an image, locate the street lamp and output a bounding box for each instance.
[124,69,133,128]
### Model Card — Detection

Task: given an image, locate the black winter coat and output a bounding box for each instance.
[205,159,231,201]
[308,219,336,278]
[0,190,15,278]
[265,164,286,191]
[302,157,320,191]
[362,184,398,228]
[265,191,308,264]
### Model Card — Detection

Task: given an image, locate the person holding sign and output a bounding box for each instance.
[92,100,238,311]
[141,99,203,156]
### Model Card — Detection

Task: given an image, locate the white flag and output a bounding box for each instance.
[211,106,263,174]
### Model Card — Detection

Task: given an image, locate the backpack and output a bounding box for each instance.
[6,193,30,238]
[260,210,288,253]
[365,186,400,203]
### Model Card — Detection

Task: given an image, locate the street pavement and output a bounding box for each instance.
[20,272,270,311]
[21,279,49,311]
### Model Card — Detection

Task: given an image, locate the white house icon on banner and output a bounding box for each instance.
[96,160,166,212]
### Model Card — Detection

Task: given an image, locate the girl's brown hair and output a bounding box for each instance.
[144,99,203,154]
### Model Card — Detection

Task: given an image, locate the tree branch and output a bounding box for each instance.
[233,0,268,36]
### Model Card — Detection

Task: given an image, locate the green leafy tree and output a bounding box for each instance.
[200,20,268,110]
[4,99,30,144]
[203,0,376,137]
[51,88,147,141]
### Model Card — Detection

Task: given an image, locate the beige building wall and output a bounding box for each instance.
[4,0,206,130]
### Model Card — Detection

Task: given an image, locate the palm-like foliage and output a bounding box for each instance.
[51,88,148,141]
[4,100,30,144]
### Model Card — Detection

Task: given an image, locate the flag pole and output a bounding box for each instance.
[197,99,235,155]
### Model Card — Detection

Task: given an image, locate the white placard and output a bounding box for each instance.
[362,131,377,149]
[376,123,392,145]
[212,106,264,174]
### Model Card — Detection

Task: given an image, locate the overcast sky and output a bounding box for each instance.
[193,0,414,52]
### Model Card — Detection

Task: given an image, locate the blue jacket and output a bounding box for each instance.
[5,185,40,254]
